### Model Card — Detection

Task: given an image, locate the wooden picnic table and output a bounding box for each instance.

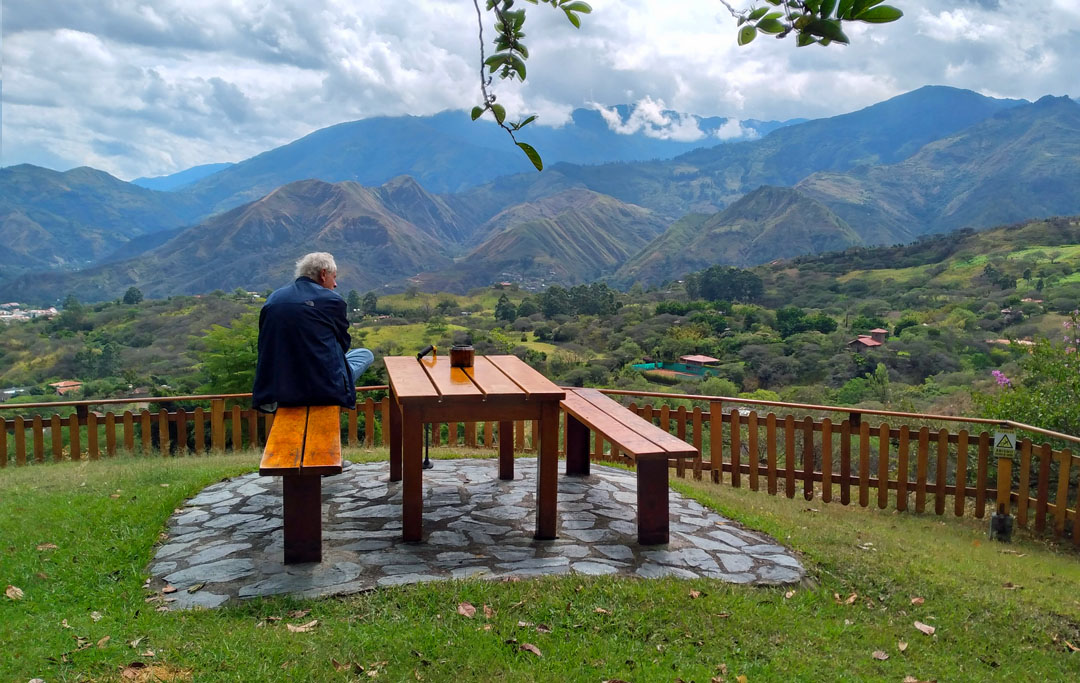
[385,354,565,542]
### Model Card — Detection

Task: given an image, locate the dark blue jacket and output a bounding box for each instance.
[252,277,356,411]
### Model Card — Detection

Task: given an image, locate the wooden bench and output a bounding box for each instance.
[561,388,698,545]
[259,405,343,564]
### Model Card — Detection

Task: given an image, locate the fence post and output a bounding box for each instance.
[211,399,225,452]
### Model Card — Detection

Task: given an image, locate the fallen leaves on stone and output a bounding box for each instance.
[187,583,205,594]
[5,585,24,600]
[914,621,936,636]
[286,619,319,633]
[162,585,177,594]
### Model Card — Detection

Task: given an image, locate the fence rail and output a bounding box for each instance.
[2,387,1077,545]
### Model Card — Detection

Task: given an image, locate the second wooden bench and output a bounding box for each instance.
[260,405,343,564]
[560,388,697,545]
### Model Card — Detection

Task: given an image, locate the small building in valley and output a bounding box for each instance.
[48,380,83,396]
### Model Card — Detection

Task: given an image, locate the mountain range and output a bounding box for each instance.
[2,86,1080,301]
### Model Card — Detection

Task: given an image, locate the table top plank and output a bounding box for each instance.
[421,354,485,401]
[301,405,344,474]
[485,355,565,400]
[385,356,439,402]
[467,357,527,398]
[259,406,305,474]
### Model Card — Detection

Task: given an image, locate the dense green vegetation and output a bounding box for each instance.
[2,217,1078,436]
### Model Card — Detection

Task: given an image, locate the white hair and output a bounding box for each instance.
[294,252,337,280]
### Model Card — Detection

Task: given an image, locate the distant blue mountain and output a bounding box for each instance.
[132,162,233,191]
[177,106,800,215]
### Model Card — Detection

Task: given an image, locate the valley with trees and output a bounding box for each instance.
[3,215,1077,442]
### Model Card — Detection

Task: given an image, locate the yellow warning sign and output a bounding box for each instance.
[994,430,1017,459]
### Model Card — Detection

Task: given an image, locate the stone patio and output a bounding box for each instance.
[148,458,805,609]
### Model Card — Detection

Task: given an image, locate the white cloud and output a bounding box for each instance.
[1,0,1077,179]
[714,119,757,141]
[592,97,705,141]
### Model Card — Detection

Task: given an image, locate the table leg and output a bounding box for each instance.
[535,401,559,539]
[402,405,423,542]
[499,420,514,480]
[389,388,402,482]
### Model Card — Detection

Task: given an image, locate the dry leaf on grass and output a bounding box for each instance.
[536,624,552,634]
[288,609,310,618]
[594,607,610,614]
[141,650,155,658]
[129,637,143,648]
[689,590,702,599]
[737,676,748,683]
[5,585,24,600]
[914,621,936,636]
[1002,582,1023,590]
[457,602,476,618]
[62,619,72,629]
[872,650,889,661]
[91,611,103,622]
[784,591,795,599]
[483,604,494,619]
[36,543,58,551]
[1064,640,1080,653]
[910,597,925,606]
[519,643,542,657]
[97,636,111,648]
[898,641,908,652]
[286,619,319,633]
[517,621,533,627]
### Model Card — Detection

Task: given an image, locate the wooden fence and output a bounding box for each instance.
[2,387,1078,546]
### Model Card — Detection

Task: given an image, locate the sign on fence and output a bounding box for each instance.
[994,429,1017,459]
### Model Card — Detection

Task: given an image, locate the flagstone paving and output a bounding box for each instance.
[148,458,805,609]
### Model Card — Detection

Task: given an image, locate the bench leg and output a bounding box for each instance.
[564,414,590,477]
[283,475,322,564]
[636,458,670,545]
[498,421,514,480]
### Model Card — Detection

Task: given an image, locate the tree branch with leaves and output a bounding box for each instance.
[472,0,902,170]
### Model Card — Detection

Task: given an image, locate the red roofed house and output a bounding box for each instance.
[49,380,83,396]
[847,335,883,351]
[868,328,889,343]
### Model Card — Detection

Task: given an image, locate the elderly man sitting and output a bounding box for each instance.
[252,252,374,413]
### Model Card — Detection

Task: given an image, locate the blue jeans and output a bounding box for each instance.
[346,348,374,378]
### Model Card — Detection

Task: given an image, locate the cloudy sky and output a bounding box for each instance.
[3,0,1078,180]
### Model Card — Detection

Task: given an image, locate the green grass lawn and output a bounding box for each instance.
[2,453,1079,681]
